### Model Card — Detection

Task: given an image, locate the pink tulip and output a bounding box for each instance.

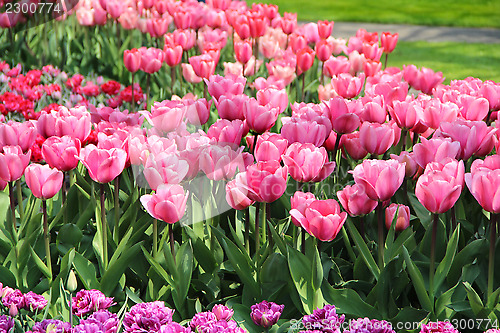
[359,122,395,155]
[337,184,378,216]
[281,118,329,147]
[0,121,37,153]
[315,40,334,63]
[163,46,183,68]
[403,65,444,95]
[171,29,196,51]
[363,60,382,77]
[254,132,288,162]
[470,155,500,173]
[412,137,460,168]
[465,169,500,214]
[37,106,91,143]
[290,191,316,226]
[234,15,251,40]
[282,143,335,183]
[206,74,246,102]
[256,87,289,114]
[172,8,192,30]
[325,96,361,134]
[351,159,405,202]
[415,158,464,214]
[216,94,248,121]
[323,56,351,77]
[140,47,164,74]
[296,47,315,76]
[481,82,500,111]
[290,199,347,242]
[25,164,63,200]
[331,73,365,99]
[388,99,426,131]
[385,203,410,231]
[243,98,280,134]
[289,33,308,54]
[280,12,297,35]
[234,40,253,65]
[207,119,247,147]
[78,145,127,184]
[184,98,211,126]
[199,145,247,181]
[0,146,31,183]
[248,10,268,38]
[340,131,368,160]
[380,32,399,54]
[246,161,288,203]
[106,0,125,19]
[181,64,203,83]
[189,54,216,80]
[143,101,186,134]
[390,151,418,178]
[226,172,254,210]
[317,20,334,39]
[359,95,386,124]
[456,95,489,121]
[42,136,81,172]
[143,152,189,190]
[141,184,188,224]
[362,43,383,61]
[435,120,497,160]
[0,178,6,191]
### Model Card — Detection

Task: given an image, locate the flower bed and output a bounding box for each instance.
[1,0,500,332]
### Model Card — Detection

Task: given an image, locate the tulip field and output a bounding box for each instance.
[1,0,500,333]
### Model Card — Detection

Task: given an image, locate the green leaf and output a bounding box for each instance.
[464,281,486,316]
[0,191,9,225]
[402,246,433,313]
[435,282,459,318]
[346,221,380,280]
[448,239,487,285]
[322,283,381,319]
[29,246,51,279]
[172,241,193,313]
[72,252,99,290]
[433,225,460,295]
[100,242,142,295]
[0,266,16,287]
[312,246,323,291]
[141,245,173,285]
[184,226,217,273]
[212,227,260,299]
[408,192,431,226]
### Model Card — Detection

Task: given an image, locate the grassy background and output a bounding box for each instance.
[253,0,500,28]
[388,41,500,83]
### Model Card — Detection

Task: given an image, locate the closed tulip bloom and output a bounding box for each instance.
[421,99,459,130]
[403,65,444,95]
[246,161,287,203]
[359,122,395,155]
[412,137,460,169]
[331,73,365,99]
[325,96,361,134]
[248,11,268,38]
[281,118,329,147]
[0,121,37,153]
[234,15,251,40]
[141,184,188,224]
[323,56,351,78]
[185,98,211,126]
[290,191,316,226]
[435,120,497,160]
[359,96,386,124]
[163,45,183,67]
[140,47,164,74]
[317,20,334,39]
[189,54,216,79]
[416,159,464,214]
[0,146,31,182]
[207,119,247,147]
[254,132,288,162]
[362,42,383,61]
[296,47,315,76]
[456,95,489,121]
[25,164,63,200]
[199,145,246,181]
[123,48,142,73]
[380,32,399,54]
[385,203,410,231]
[390,151,418,177]
[42,136,81,172]
[250,301,284,328]
[341,131,368,160]
[181,63,202,83]
[282,143,335,183]
[216,94,248,120]
[78,145,127,184]
[315,40,334,63]
[143,152,189,190]
[256,87,289,114]
[389,99,426,130]
[226,172,254,210]
[206,74,246,102]
[337,184,378,216]
[290,199,347,241]
[466,162,500,214]
[351,159,405,202]
[234,39,253,65]
[143,101,186,134]
[37,106,92,143]
[243,98,280,134]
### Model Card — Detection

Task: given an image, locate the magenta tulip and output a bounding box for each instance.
[123,48,142,73]
[225,173,254,210]
[290,191,316,226]
[337,184,378,216]
[246,161,288,203]
[325,96,361,134]
[25,164,63,200]
[282,143,335,183]
[140,184,188,224]
[0,146,31,183]
[385,203,410,231]
[0,121,37,153]
[42,136,81,172]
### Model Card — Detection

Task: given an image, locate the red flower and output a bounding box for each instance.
[101,80,121,95]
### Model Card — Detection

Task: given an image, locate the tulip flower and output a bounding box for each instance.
[189,54,216,80]
[216,94,248,121]
[290,191,316,227]
[234,40,253,65]
[42,136,81,172]
[385,203,410,231]
[331,73,365,99]
[246,161,287,203]
[323,56,351,78]
[317,20,334,39]
[243,98,280,134]
[380,32,399,54]
[337,184,378,217]
[199,145,247,181]
[37,106,92,143]
[296,47,315,76]
[163,45,183,68]
[124,49,142,73]
[250,301,284,328]
[206,74,246,102]
[282,143,335,183]
[0,121,37,153]
[0,146,31,183]
[141,184,188,224]
[25,164,63,200]
[226,172,254,211]
[254,132,288,162]
[281,118,329,147]
[78,145,127,184]
[412,137,460,169]
[390,151,418,178]
[359,122,395,156]
[143,152,189,190]
[256,87,289,114]
[207,119,247,147]
[341,131,369,160]
[185,98,211,126]
[142,101,186,134]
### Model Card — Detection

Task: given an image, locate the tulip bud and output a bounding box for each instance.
[67,270,78,293]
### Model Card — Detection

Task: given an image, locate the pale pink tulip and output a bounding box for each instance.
[337,184,378,216]
[385,203,410,231]
[78,145,127,184]
[141,184,188,224]
[25,164,63,200]
[42,136,81,172]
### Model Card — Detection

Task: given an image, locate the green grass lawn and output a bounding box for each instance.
[389,41,500,83]
[251,0,500,28]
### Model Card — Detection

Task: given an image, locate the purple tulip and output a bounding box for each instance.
[250,300,284,328]
[72,289,115,317]
[23,291,48,312]
[420,321,459,333]
[123,301,174,333]
[0,315,14,333]
[29,319,71,333]
[301,304,345,333]
[344,318,395,333]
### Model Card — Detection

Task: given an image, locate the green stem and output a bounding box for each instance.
[131,72,135,113]
[255,202,261,254]
[384,53,388,70]
[16,179,24,221]
[488,213,497,302]
[301,73,305,102]
[68,169,75,187]
[430,213,439,298]
[69,293,73,327]
[301,228,306,254]
[146,73,151,111]
[171,66,176,95]
[9,182,17,234]
[262,203,267,248]
[153,219,158,258]
[377,202,385,270]
[245,208,250,254]
[169,223,175,263]
[100,183,108,269]
[341,227,356,263]
[114,176,120,239]
[42,200,52,279]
